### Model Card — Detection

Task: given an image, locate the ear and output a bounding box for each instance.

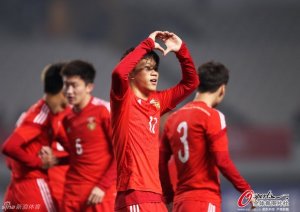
[86,83,94,93]
[218,85,226,97]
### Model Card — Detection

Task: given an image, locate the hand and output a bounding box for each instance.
[39,146,57,169]
[148,31,166,54]
[160,31,182,56]
[87,186,105,205]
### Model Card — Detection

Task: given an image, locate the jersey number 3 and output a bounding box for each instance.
[177,121,189,163]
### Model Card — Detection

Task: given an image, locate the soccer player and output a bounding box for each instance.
[110,31,199,211]
[1,63,68,212]
[61,60,116,212]
[159,61,254,212]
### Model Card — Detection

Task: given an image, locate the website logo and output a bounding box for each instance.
[237,190,289,211]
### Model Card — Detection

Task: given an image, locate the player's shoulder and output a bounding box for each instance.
[91,97,110,112]
[208,108,227,130]
[23,99,50,125]
[177,101,213,117]
[211,108,225,120]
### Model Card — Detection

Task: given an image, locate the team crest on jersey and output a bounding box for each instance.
[149,99,160,110]
[87,117,96,131]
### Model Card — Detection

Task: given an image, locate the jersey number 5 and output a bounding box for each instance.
[177,121,189,163]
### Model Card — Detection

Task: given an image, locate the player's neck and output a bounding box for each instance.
[130,85,150,100]
[74,94,92,112]
[193,92,215,108]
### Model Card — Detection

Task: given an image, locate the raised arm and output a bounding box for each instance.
[159,32,199,113]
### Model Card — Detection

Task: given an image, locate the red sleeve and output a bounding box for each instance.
[207,110,228,152]
[1,132,42,168]
[97,107,117,191]
[159,129,175,203]
[207,111,252,193]
[111,38,155,99]
[214,151,252,193]
[158,43,199,114]
[97,159,117,191]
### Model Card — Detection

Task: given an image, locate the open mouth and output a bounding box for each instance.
[150,79,157,83]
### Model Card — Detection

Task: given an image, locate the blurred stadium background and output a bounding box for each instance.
[0,0,299,211]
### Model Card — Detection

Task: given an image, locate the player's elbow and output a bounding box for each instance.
[1,140,11,156]
[190,77,200,91]
[112,68,126,80]
[1,133,23,157]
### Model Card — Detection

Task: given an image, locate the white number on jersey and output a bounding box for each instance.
[75,138,83,155]
[149,116,158,134]
[177,121,189,163]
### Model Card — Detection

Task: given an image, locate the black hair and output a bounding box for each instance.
[121,47,160,70]
[42,63,65,95]
[61,60,96,84]
[198,61,229,92]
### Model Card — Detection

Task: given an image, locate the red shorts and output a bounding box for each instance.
[62,200,115,212]
[115,202,167,212]
[173,201,220,212]
[3,178,56,212]
[48,165,69,210]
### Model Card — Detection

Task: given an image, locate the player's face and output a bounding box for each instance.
[57,91,68,112]
[51,91,68,114]
[63,76,93,108]
[131,58,159,96]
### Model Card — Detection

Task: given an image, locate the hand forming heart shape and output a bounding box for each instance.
[149,31,183,56]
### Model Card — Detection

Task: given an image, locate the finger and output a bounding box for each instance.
[87,194,93,205]
[40,148,48,155]
[95,195,101,204]
[41,146,52,154]
[149,31,163,40]
[92,195,100,205]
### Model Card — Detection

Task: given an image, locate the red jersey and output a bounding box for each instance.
[63,97,116,201]
[2,99,63,180]
[110,37,199,199]
[160,101,251,204]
